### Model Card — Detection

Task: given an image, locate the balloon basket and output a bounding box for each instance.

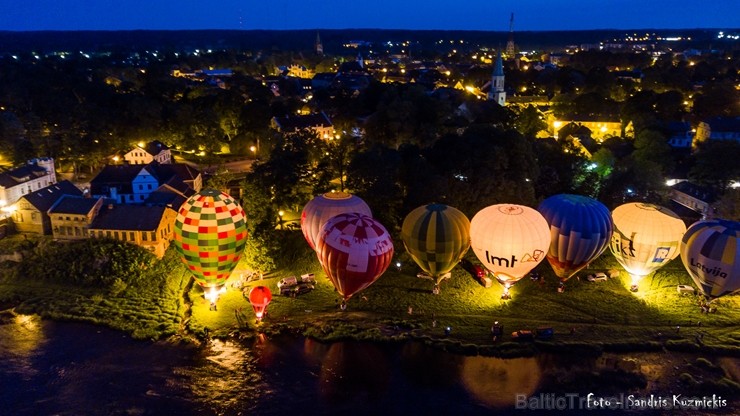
[432,284,440,295]
[340,300,347,311]
[630,284,639,293]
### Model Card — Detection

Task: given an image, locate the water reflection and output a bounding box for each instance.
[400,342,463,387]
[318,342,390,403]
[461,356,542,408]
[0,314,46,380]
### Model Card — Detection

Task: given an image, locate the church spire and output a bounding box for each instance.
[488,50,506,106]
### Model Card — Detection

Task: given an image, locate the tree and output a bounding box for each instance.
[346,144,403,229]
[713,189,740,221]
[513,105,547,138]
[689,140,740,192]
[632,129,675,174]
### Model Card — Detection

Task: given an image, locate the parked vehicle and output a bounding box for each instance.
[300,273,316,283]
[280,282,315,297]
[535,327,554,340]
[586,272,608,282]
[677,284,695,294]
[459,259,493,288]
[277,276,298,289]
[511,330,534,341]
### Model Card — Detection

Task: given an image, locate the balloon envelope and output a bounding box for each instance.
[249,286,272,320]
[609,203,686,278]
[173,189,248,288]
[680,219,740,299]
[401,203,470,282]
[537,194,613,281]
[301,192,372,251]
[316,213,394,301]
[469,204,550,285]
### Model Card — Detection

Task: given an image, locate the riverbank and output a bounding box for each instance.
[1,237,739,359]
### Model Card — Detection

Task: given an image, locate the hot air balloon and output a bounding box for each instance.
[316,212,394,309]
[610,202,686,292]
[470,204,550,299]
[301,191,372,251]
[401,203,470,294]
[248,286,272,322]
[680,219,740,303]
[537,194,613,285]
[173,189,248,303]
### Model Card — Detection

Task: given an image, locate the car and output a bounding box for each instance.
[281,282,315,297]
[277,276,298,289]
[586,272,608,282]
[535,327,554,340]
[511,330,534,341]
[677,284,695,294]
[300,273,316,284]
[459,259,492,288]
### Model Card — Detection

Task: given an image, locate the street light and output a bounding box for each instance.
[278,210,285,230]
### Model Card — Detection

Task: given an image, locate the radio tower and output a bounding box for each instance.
[505,13,516,57]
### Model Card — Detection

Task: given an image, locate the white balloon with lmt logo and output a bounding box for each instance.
[470,204,551,296]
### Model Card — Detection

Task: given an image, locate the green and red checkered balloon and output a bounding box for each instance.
[173,189,248,288]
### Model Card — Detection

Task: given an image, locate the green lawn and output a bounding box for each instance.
[1,234,739,357]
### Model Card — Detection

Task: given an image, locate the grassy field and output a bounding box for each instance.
[1,232,739,358]
[187,236,740,358]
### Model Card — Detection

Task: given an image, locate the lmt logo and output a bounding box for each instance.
[485,251,517,268]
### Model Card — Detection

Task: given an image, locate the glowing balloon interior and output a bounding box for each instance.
[316,213,394,303]
[401,203,470,287]
[537,194,613,281]
[301,191,372,251]
[470,204,550,288]
[609,203,686,288]
[249,286,273,320]
[680,219,740,299]
[173,189,248,289]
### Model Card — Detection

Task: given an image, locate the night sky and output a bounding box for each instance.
[2,0,738,31]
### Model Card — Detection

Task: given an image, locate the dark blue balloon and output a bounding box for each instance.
[537,194,613,280]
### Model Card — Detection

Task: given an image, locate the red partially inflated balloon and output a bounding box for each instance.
[248,286,272,321]
[316,213,394,302]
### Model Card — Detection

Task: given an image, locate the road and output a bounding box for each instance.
[173,155,256,174]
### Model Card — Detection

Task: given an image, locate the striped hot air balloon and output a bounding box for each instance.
[610,203,686,292]
[401,203,470,292]
[470,204,550,298]
[537,194,613,282]
[301,192,372,251]
[316,212,394,307]
[173,189,248,291]
[680,219,740,300]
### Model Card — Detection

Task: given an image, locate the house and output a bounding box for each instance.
[670,181,716,220]
[89,162,201,205]
[693,117,740,149]
[664,121,693,149]
[0,158,57,213]
[271,112,334,141]
[88,204,177,258]
[12,180,82,235]
[149,163,202,193]
[48,195,104,241]
[123,141,172,165]
[89,164,159,204]
[551,116,631,141]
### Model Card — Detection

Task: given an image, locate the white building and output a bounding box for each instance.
[123,141,172,165]
[0,158,57,215]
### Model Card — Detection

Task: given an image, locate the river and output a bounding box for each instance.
[0,314,736,415]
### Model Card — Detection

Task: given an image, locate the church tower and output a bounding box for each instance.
[315,31,323,56]
[488,50,506,106]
